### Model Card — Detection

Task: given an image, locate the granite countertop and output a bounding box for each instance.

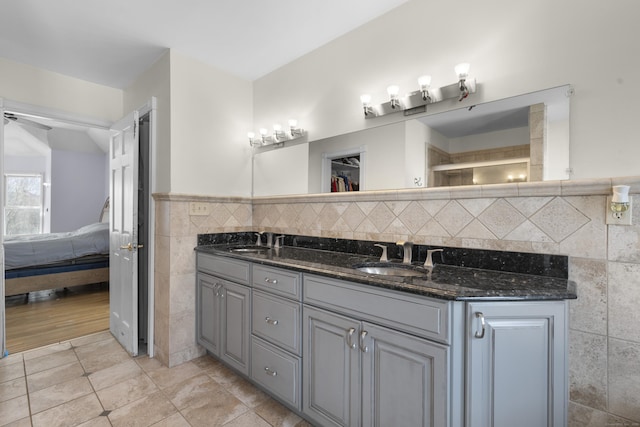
[195,244,577,302]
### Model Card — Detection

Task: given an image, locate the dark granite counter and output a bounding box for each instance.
[195,242,577,302]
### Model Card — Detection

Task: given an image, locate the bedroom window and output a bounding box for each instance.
[4,173,44,236]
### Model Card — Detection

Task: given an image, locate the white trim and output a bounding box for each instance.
[142,98,157,359]
[0,101,6,357]
[2,99,112,130]
[321,146,367,193]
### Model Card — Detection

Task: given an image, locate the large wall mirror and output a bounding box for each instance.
[253,85,571,197]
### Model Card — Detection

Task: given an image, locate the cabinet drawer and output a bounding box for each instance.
[252,291,302,355]
[253,291,301,355]
[251,337,301,411]
[303,274,451,344]
[197,253,251,285]
[252,264,301,300]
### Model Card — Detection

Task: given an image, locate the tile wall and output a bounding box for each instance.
[154,177,640,426]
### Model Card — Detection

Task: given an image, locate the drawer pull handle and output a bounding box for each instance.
[264,277,278,285]
[346,327,356,349]
[265,317,279,326]
[359,330,369,353]
[264,367,277,377]
[474,312,486,339]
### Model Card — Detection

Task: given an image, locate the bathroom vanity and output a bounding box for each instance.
[195,235,576,427]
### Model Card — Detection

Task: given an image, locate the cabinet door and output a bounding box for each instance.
[361,322,449,427]
[196,273,220,355]
[466,301,568,427]
[220,280,251,376]
[303,306,360,427]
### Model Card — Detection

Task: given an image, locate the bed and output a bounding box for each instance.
[4,219,110,297]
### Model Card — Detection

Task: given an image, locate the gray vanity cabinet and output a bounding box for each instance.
[196,254,251,376]
[196,272,220,354]
[303,306,361,427]
[302,274,451,427]
[251,264,303,410]
[466,301,568,427]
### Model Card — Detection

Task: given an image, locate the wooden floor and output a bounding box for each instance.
[5,283,110,354]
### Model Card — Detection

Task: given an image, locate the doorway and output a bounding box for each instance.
[0,99,155,357]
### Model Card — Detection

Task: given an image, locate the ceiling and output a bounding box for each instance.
[0,0,410,89]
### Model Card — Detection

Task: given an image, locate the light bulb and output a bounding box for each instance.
[455,63,470,80]
[247,132,255,139]
[259,128,268,136]
[360,94,371,106]
[418,75,431,90]
[386,85,399,98]
[273,124,282,132]
[288,119,298,127]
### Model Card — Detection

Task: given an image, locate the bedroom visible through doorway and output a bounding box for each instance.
[3,110,112,353]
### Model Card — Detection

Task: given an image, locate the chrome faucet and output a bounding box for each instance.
[254,232,263,246]
[266,232,274,248]
[424,248,444,268]
[396,241,413,264]
[374,244,388,262]
[274,235,285,249]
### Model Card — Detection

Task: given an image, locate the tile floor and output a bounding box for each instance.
[0,331,312,427]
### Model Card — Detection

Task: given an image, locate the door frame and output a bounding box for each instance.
[0,97,157,358]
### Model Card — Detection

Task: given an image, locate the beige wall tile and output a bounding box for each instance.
[608,262,640,343]
[569,258,607,335]
[569,330,607,410]
[609,338,640,421]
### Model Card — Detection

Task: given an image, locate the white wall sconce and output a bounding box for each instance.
[606,185,633,225]
[418,75,432,102]
[360,94,376,116]
[387,85,401,109]
[360,63,477,119]
[248,120,307,147]
[455,62,471,101]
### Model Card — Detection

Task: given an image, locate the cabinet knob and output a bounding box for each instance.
[264,367,277,377]
[264,277,278,284]
[265,317,279,326]
[359,330,369,353]
[346,327,357,349]
[474,312,486,339]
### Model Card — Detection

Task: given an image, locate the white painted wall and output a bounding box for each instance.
[50,150,107,232]
[0,57,122,122]
[169,51,253,196]
[253,0,640,180]
[124,51,171,193]
[253,143,309,196]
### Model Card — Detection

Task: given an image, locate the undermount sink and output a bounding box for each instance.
[228,245,271,254]
[353,263,429,277]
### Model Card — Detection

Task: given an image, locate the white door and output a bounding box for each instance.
[110,110,140,356]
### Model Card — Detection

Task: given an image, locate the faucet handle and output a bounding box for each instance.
[424,248,444,268]
[374,244,388,262]
[275,235,285,249]
[266,232,274,248]
[254,232,263,246]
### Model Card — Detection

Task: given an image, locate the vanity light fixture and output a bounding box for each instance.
[418,75,432,102]
[360,94,376,116]
[360,63,476,119]
[387,85,401,109]
[455,62,471,101]
[248,120,307,147]
[288,119,304,137]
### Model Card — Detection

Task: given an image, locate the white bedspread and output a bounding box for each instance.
[3,222,110,270]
